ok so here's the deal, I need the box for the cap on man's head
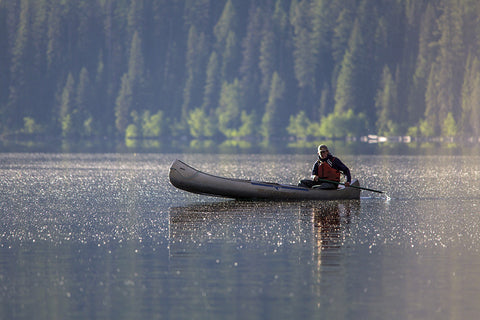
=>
[318,144,328,153]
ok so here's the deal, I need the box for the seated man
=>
[298,144,351,189]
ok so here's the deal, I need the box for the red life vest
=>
[317,158,341,182]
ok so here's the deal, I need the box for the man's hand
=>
[344,181,350,187]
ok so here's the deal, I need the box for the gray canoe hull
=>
[169,159,361,200]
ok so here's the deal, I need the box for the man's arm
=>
[311,161,319,179]
[333,158,351,183]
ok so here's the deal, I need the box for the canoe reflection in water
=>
[168,201,305,252]
[168,200,360,258]
[167,201,361,317]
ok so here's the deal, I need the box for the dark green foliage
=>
[375,65,398,136]
[1,0,480,143]
[261,72,286,142]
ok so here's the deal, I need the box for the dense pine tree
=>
[1,0,480,145]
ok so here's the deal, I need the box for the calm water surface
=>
[1,153,480,320]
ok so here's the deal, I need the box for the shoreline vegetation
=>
[2,133,480,154]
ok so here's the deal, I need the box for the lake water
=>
[1,153,479,320]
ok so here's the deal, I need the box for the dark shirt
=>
[312,154,351,183]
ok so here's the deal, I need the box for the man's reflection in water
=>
[314,202,345,251]
[301,201,360,312]
[303,201,360,270]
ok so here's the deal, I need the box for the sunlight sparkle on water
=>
[1,153,480,320]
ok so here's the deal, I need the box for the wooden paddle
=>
[315,178,384,194]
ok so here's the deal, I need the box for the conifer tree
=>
[470,73,480,137]
[334,19,363,116]
[7,0,31,130]
[202,51,220,112]
[216,79,243,138]
[59,73,75,138]
[213,0,236,48]
[290,0,315,89]
[423,64,439,136]
[259,16,275,99]
[272,0,289,71]
[115,74,132,135]
[434,0,465,130]
[239,5,263,112]
[46,0,67,77]
[261,72,286,142]
[311,0,335,86]
[213,0,239,83]
[115,31,146,135]
[408,3,437,126]
[375,65,398,135]
[460,53,480,136]
[76,68,91,115]
[331,3,355,65]
[182,25,208,119]
[221,30,239,82]
[127,0,144,43]
[76,67,93,136]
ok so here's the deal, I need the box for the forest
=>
[1,0,480,147]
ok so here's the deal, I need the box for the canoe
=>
[169,159,361,200]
